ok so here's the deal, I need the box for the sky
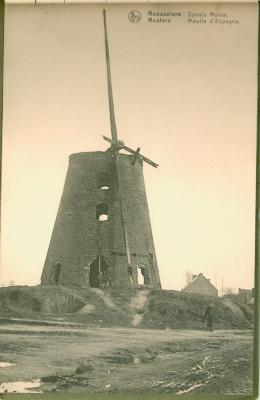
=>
[0,3,258,292]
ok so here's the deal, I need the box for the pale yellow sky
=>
[0,3,258,291]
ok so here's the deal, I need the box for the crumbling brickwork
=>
[41,151,161,289]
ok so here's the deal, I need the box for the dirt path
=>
[0,324,253,395]
[129,290,149,326]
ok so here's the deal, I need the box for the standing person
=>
[203,303,214,332]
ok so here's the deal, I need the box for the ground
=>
[0,322,254,395]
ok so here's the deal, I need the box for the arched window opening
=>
[137,264,149,285]
[96,203,109,221]
[98,172,112,190]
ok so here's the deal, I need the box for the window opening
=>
[98,172,111,190]
[96,203,109,221]
[137,264,149,285]
[99,214,108,221]
[137,267,145,285]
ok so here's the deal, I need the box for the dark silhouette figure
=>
[203,303,214,332]
[89,256,108,288]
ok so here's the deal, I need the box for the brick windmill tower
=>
[41,11,161,290]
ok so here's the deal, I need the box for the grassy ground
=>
[0,285,254,330]
[0,324,254,395]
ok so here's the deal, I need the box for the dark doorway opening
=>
[51,262,61,284]
[89,256,109,288]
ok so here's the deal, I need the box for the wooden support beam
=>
[102,135,159,168]
[131,147,141,166]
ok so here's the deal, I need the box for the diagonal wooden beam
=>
[102,135,159,168]
[122,144,158,168]
[103,10,118,142]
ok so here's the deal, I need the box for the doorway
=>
[51,262,61,284]
[137,264,149,285]
[89,256,109,288]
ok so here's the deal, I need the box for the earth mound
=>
[0,285,253,330]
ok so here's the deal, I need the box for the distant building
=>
[238,288,251,295]
[182,273,218,297]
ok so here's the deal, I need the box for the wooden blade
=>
[102,135,117,145]
[102,135,112,143]
[121,144,159,168]
[103,10,118,142]
[102,135,159,168]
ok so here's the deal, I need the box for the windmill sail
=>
[103,11,133,284]
[103,10,118,142]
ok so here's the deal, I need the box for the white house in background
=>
[182,273,218,297]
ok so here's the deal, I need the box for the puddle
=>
[0,379,42,393]
[0,362,15,368]
[105,355,151,365]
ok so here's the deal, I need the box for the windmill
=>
[41,10,161,290]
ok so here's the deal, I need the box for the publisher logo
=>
[128,10,142,23]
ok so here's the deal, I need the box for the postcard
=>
[0,2,258,396]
